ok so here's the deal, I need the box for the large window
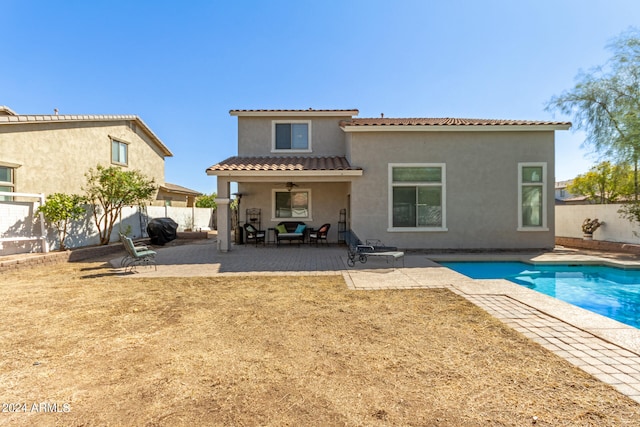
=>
[273,189,311,220]
[272,121,311,152]
[0,166,14,201]
[518,162,547,230]
[111,138,128,165]
[389,164,446,230]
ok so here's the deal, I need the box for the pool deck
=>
[102,239,640,404]
[428,251,640,404]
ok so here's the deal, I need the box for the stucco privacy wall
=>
[349,130,556,250]
[109,206,214,243]
[0,121,166,196]
[0,202,214,254]
[556,204,640,244]
[237,115,351,157]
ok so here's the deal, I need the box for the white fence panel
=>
[7,196,640,254]
[146,206,215,231]
[555,204,640,244]
[0,201,35,238]
[1,202,216,256]
[0,192,49,255]
[0,200,44,255]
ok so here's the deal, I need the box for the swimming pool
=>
[440,261,640,329]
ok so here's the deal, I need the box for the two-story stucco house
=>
[0,105,199,207]
[207,109,570,252]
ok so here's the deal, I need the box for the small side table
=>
[267,228,276,245]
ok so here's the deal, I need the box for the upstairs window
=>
[111,138,128,165]
[272,121,311,152]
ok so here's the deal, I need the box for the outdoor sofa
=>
[275,221,307,246]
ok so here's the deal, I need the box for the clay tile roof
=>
[339,117,571,127]
[206,156,360,172]
[0,111,173,156]
[160,183,202,195]
[230,108,359,114]
[229,109,359,117]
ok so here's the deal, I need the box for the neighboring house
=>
[555,180,589,205]
[157,183,202,207]
[206,109,570,251]
[0,105,197,206]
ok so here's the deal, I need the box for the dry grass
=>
[1,259,639,426]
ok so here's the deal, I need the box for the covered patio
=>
[206,156,363,252]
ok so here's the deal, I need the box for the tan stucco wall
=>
[0,121,166,197]
[348,130,556,250]
[235,181,349,243]
[237,116,350,157]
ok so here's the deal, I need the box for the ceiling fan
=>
[274,182,299,192]
[284,182,298,192]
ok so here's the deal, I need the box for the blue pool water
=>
[440,261,640,329]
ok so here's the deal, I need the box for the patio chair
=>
[309,223,330,246]
[244,223,266,246]
[345,230,404,268]
[119,233,157,272]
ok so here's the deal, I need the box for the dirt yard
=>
[1,258,639,426]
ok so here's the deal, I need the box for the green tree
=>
[546,28,640,197]
[567,161,633,204]
[195,193,217,209]
[37,193,86,250]
[84,165,156,245]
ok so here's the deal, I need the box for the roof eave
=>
[159,185,201,196]
[132,117,173,157]
[230,110,359,117]
[206,170,363,177]
[0,106,17,116]
[341,124,572,132]
[0,114,174,157]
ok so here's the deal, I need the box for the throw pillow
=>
[295,224,306,234]
[276,224,287,234]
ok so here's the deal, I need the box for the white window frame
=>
[518,162,548,231]
[111,137,129,166]
[0,165,14,190]
[271,188,313,221]
[388,163,447,232]
[271,120,312,153]
[0,164,15,201]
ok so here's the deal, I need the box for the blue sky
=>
[2,0,638,193]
